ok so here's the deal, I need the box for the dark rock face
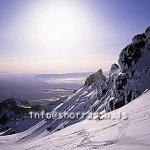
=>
[84,69,106,86]
[119,27,150,73]
[119,44,142,72]
[108,26,150,108]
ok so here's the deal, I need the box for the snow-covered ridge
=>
[0,90,150,150]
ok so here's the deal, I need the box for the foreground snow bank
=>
[0,90,150,150]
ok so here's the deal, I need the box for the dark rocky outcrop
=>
[105,26,150,111]
[84,69,106,86]
[116,26,150,103]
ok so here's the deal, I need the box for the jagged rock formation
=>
[87,26,150,112]
[84,69,106,86]
[116,26,150,103]
[104,26,150,111]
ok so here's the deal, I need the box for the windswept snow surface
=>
[0,91,150,150]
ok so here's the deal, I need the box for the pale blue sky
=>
[0,0,150,73]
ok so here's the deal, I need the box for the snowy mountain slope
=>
[0,90,150,150]
[14,82,104,140]
[0,77,105,137]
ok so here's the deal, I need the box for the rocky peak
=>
[84,69,106,86]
